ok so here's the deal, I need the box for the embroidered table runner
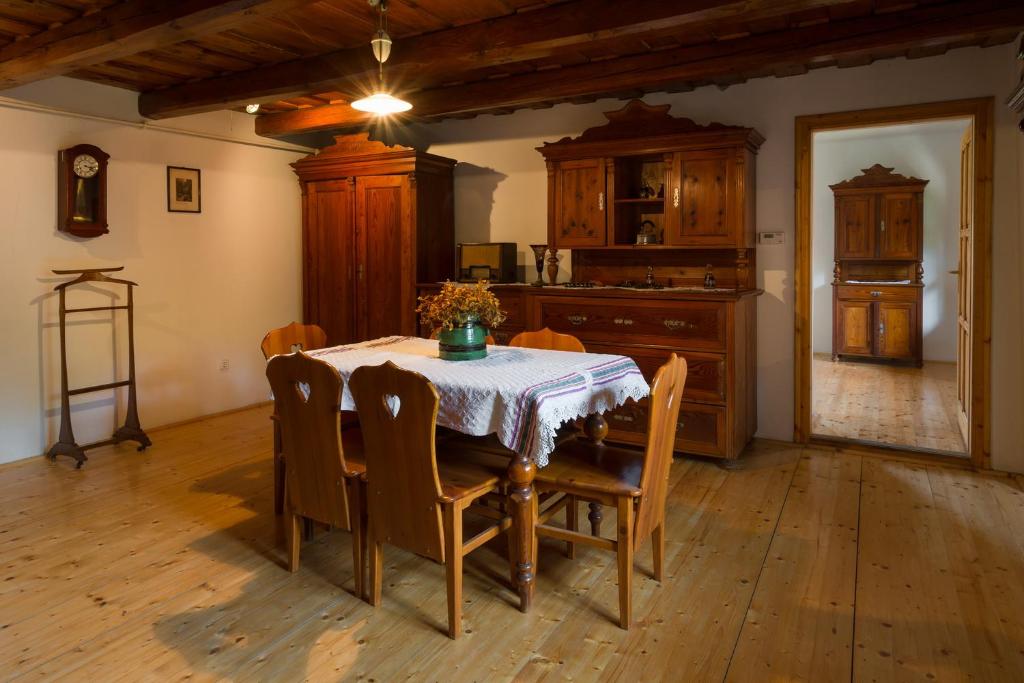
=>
[309,336,649,467]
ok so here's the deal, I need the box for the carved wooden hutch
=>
[293,133,455,346]
[830,164,927,366]
[421,101,763,461]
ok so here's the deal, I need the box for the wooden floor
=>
[3,407,1023,682]
[812,354,967,454]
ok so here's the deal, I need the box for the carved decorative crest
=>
[304,132,412,160]
[829,164,929,190]
[538,99,763,154]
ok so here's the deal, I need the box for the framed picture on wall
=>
[167,166,201,213]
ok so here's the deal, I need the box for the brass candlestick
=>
[529,244,547,286]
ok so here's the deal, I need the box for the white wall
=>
[0,80,306,464]
[411,44,1023,471]
[811,121,969,362]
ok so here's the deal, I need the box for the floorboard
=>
[726,452,861,682]
[812,355,966,454]
[1,407,1022,682]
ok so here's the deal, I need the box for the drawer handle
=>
[614,317,634,326]
[611,414,635,423]
[663,319,695,331]
[871,290,882,297]
[566,314,588,326]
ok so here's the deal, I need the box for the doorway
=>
[794,99,993,468]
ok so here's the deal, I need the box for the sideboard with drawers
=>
[417,284,760,460]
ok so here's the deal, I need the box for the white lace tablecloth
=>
[308,336,649,467]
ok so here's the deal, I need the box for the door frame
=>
[793,97,993,468]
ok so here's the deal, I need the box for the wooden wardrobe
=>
[831,164,927,366]
[292,134,456,346]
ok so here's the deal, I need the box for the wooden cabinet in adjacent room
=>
[831,165,927,366]
[833,284,922,364]
[293,134,455,346]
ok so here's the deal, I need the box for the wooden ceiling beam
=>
[254,0,1024,137]
[0,0,320,90]
[138,0,856,119]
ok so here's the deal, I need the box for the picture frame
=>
[166,166,201,213]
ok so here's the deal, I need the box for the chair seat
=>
[340,427,367,478]
[534,439,644,498]
[436,446,507,505]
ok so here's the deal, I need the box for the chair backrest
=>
[634,353,688,545]
[261,322,327,360]
[508,327,586,353]
[265,352,352,529]
[349,361,446,563]
[428,328,497,346]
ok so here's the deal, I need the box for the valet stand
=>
[46,267,151,468]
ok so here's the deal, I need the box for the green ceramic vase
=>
[437,319,489,361]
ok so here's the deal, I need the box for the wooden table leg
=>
[584,413,608,445]
[507,453,537,612]
[583,413,608,537]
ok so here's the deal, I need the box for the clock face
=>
[73,154,99,179]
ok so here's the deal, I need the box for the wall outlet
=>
[758,231,785,245]
[219,359,229,372]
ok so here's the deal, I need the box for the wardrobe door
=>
[355,175,412,340]
[303,179,357,346]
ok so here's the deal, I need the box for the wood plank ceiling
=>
[0,0,1020,138]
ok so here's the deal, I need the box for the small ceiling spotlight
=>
[245,103,261,114]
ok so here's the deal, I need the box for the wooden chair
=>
[262,322,357,516]
[508,327,585,353]
[265,352,366,597]
[349,361,511,639]
[509,327,587,446]
[428,328,497,345]
[260,321,327,359]
[533,353,687,629]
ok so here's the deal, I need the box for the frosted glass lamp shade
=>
[351,92,412,114]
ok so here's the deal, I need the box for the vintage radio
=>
[456,242,518,283]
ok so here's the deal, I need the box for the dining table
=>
[309,335,650,611]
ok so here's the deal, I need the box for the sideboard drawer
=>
[494,289,525,327]
[585,342,726,405]
[604,398,726,458]
[835,284,918,302]
[536,296,727,351]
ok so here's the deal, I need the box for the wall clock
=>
[58,144,109,238]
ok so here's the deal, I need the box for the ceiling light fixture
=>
[244,103,260,114]
[351,0,411,115]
